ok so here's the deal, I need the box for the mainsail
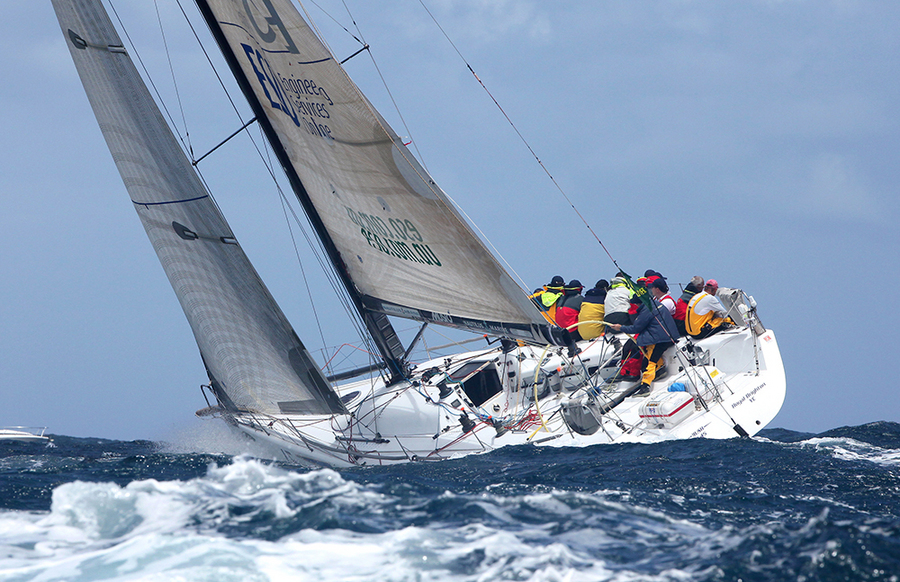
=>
[52,0,345,416]
[196,0,550,346]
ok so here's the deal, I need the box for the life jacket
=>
[659,294,676,315]
[685,292,727,336]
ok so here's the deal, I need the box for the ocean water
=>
[1,422,899,581]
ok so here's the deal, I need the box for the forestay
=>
[52,0,345,416]
[199,0,549,342]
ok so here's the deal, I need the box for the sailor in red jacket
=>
[555,280,584,341]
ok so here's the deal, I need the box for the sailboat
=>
[52,0,785,467]
[0,427,51,443]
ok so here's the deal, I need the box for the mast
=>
[194,0,408,382]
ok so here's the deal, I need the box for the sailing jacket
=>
[604,278,632,317]
[530,286,564,324]
[619,297,680,347]
[555,289,584,332]
[674,287,697,323]
[578,288,607,339]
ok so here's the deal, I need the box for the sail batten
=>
[52,0,346,416]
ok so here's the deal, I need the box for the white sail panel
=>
[203,0,547,336]
[52,0,345,416]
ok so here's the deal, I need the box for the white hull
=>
[219,320,785,467]
[0,427,50,443]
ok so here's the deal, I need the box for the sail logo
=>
[381,304,420,319]
[345,206,442,267]
[243,0,299,54]
[240,43,334,141]
[430,312,453,324]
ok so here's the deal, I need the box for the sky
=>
[2,0,899,441]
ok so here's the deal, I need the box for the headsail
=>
[52,0,345,416]
[196,0,550,345]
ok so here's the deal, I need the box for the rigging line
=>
[362,45,430,172]
[174,0,250,129]
[119,0,250,192]
[340,0,363,39]
[281,190,359,382]
[260,138,348,313]
[271,165,377,365]
[269,159,332,371]
[304,0,366,47]
[260,139,381,369]
[108,2,190,155]
[417,0,619,268]
[154,0,192,157]
[255,125,377,376]
[333,1,431,171]
[301,0,430,171]
[192,116,257,166]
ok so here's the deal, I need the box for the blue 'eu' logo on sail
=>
[243,0,299,54]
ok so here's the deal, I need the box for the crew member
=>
[608,294,680,395]
[685,279,731,338]
[604,274,632,325]
[530,275,565,325]
[649,278,676,315]
[556,280,585,341]
[674,276,703,335]
[578,280,609,340]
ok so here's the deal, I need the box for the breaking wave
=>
[1,423,899,581]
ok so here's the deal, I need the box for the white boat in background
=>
[52,0,785,467]
[0,427,50,443]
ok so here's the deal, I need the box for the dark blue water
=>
[1,422,898,581]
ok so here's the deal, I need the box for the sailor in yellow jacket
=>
[577,279,609,340]
[685,279,731,338]
[529,275,565,325]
